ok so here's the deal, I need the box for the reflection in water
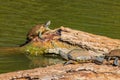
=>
[0,48,64,73]
[0,50,30,73]
[27,54,64,68]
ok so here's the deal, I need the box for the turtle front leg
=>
[106,56,112,65]
[59,50,68,60]
[32,31,44,42]
[107,57,111,61]
[38,31,42,39]
[94,56,105,65]
[64,60,77,65]
[113,57,119,66]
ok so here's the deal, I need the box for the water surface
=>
[0,49,63,73]
[0,0,120,73]
[0,50,30,73]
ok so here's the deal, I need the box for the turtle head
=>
[37,21,51,38]
[44,20,51,30]
[37,20,51,32]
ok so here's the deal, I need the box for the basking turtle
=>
[105,49,120,66]
[27,21,51,41]
[59,49,104,65]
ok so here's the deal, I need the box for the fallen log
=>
[0,63,120,80]
[58,27,120,53]
[23,26,120,55]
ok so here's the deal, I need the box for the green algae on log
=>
[23,39,79,56]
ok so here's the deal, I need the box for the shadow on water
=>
[0,47,64,74]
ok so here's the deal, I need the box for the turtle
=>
[104,49,120,66]
[59,49,104,65]
[27,20,51,41]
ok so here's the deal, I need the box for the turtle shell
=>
[107,49,120,57]
[67,49,93,61]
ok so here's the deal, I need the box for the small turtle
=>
[59,49,104,65]
[27,21,51,41]
[105,49,120,66]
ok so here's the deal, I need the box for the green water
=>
[0,0,120,73]
[0,51,30,73]
[0,49,63,73]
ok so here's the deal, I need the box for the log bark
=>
[0,63,120,80]
[58,27,120,53]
